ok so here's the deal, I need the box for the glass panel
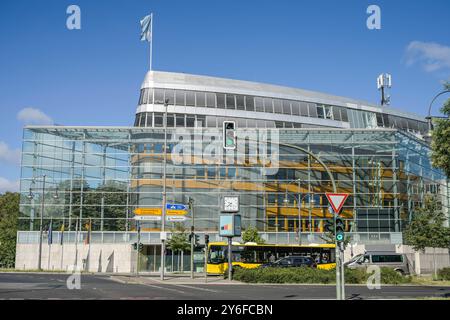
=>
[206,93,216,108]
[154,113,163,127]
[196,92,206,107]
[176,114,185,127]
[317,105,325,118]
[282,100,291,115]
[264,98,273,113]
[186,91,195,107]
[145,113,152,127]
[255,97,264,112]
[324,105,333,120]
[308,103,317,117]
[291,101,300,116]
[300,102,308,117]
[164,89,174,105]
[206,116,216,127]
[341,108,348,122]
[175,90,185,106]
[245,96,255,111]
[236,95,245,110]
[196,115,205,127]
[166,114,174,127]
[334,107,342,121]
[217,93,225,108]
[226,94,236,109]
[154,89,164,104]
[142,88,149,104]
[186,116,195,127]
[273,99,283,114]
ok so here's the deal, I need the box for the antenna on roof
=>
[377,73,392,106]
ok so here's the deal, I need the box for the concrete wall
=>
[15,243,134,273]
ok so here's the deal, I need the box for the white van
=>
[344,251,411,275]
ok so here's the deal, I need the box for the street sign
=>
[134,215,161,221]
[166,203,188,211]
[325,193,349,214]
[167,216,187,222]
[134,208,162,215]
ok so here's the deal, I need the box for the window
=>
[176,114,185,127]
[166,114,174,127]
[376,113,384,127]
[264,98,273,113]
[142,88,149,104]
[195,115,205,127]
[247,119,256,127]
[186,91,195,107]
[245,96,254,111]
[256,120,266,128]
[237,118,246,127]
[291,101,300,116]
[324,105,333,120]
[275,121,283,128]
[165,89,174,105]
[206,116,216,127]
[139,113,146,127]
[371,255,403,263]
[138,89,144,105]
[308,103,318,117]
[206,93,216,108]
[154,89,164,104]
[273,99,283,114]
[293,122,302,128]
[217,93,225,108]
[341,108,348,122]
[145,113,152,127]
[154,113,163,127]
[282,100,291,115]
[186,115,195,127]
[236,95,245,110]
[255,97,264,112]
[226,94,236,109]
[333,107,342,121]
[317,105,325,118]
[195,92,206,107]
[175,90,185,106]
[300,102,308,117]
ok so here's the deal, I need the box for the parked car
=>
[260,256,317,269]
[344,251,411,275]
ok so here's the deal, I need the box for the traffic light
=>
[132,242,137,250]
[324,218,335,234]
[335,217,345,242]
[204,234,209,245]
[223,121,236,150]
[194,234,200,247]
[138,243,144,251]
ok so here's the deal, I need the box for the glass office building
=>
[17,71,449,250]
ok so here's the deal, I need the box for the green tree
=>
[241,226,265,244]
[404,195,450,278]
[431,82,450,177]
[167,223,191,253]
[0,192,20,268]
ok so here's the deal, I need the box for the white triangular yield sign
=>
[325,193,349,214]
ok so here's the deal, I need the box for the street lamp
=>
[160,98,170,280]
[283,186,315,244]
[425,88,450,143]
[27,175,59,271]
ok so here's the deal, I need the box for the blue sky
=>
[0,0,449,192]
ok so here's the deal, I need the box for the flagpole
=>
[48,218,52,270]
[149,12,153,71]
[61,217,65,271]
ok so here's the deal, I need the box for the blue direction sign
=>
[166,203,188,211]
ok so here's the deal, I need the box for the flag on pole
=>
[60,223,65,245]
[140,14,152,42]
[48,219,53,245]
[84,218,92,245]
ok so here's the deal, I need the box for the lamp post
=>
[188,197,195,279]
[283,186,314,245]
[160,98,170,280]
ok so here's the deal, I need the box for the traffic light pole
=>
[190,227,195,279]
[334,215,341,300]
[136,220,140,276]
[228,237,232,282]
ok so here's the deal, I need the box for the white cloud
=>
[405,41,450,73]
[17,107,53,125]
[0,141,21,165]
[0,177,20,193]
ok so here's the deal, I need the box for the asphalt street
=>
[0,273,449,300]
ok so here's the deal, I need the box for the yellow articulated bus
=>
[206,242,336,274]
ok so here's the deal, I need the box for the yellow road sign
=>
[134,208,188,216]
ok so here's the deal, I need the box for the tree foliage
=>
[431,82,450,177]
[404,195,450,251]
[166,222,191,253]
[241,226,265,244]
[0,192,20,268]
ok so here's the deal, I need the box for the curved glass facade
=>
[19,127,449,244]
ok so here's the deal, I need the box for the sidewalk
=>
[111,273,243,285]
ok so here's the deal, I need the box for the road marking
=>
[169,284,220,293]
[140,283,187,295]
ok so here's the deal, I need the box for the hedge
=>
[232,267,411,284]
[437,268,450,281]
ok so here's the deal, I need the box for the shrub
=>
[437,267,450,281]
[232,266,412,284]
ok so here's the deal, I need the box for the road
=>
[0,273,449,300]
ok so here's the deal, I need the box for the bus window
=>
[208,246,226,264]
